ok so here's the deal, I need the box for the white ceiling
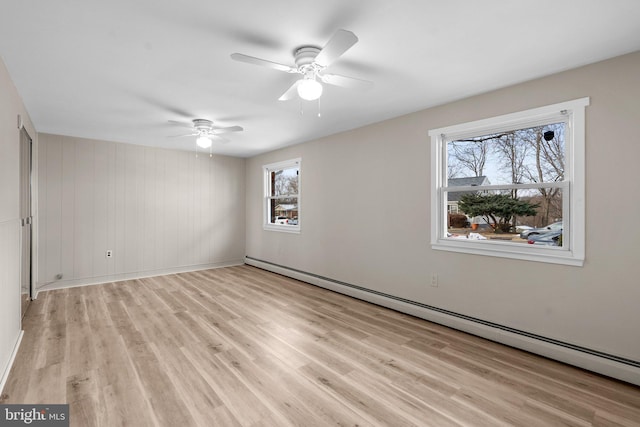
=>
[1,1,639,157]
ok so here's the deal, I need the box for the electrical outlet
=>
[430,273,438,287]
[106,250,113,258]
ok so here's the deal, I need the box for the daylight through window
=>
[430,98,588,265]
[263,158,301,232]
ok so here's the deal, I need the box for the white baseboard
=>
[34,259,244,297]
[0,330,24,396]
[245,256,640,387]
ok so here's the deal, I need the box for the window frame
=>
[429,98,589,266]
[263,158,301,233]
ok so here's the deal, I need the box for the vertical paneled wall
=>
[37,134,245,290]
[0,57,36,390]
[0,66,22,385]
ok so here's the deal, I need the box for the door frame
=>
[19,126,33,318]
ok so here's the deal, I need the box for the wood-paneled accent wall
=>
[37,134,245,290]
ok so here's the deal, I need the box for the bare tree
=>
[447,158,464,179]
[273,171,298,196]
[494,132,530,194]
[492,131,530,227]
[448,139,490,177]
[523,124,565,225]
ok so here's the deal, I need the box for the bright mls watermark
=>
[0,405,68,426]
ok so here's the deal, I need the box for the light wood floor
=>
[2,265,639,426]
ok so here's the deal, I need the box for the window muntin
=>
[430,98,588,265]
[263,158,301,232]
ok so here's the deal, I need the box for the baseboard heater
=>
[245,256,640,386]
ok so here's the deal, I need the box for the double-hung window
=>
[263,158,301,233]
[429,98,589,266]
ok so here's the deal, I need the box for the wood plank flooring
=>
[2,265,639,426]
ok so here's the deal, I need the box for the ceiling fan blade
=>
[211,125,243,135]
[212,135,230,144]
[231,53,297,73]
[167,120,194,129]
[278,80,301,101]
[320,73,373,90]
[168,132,197,138]
[314,29,359,67]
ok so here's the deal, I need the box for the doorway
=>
[19,126,33,319]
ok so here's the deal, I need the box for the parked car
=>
[288,218,298,225]
[519,221,563,239]
[527,230,562,246]
[515,225,533,233]
[274,216,288,225]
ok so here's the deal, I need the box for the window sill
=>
[263,224,301,234]
[432,239,584,266]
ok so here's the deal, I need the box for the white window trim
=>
[263,158,301,233]
[429,98,589,266]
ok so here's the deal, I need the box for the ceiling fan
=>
[168,119,243,148]
[231,29,373,101]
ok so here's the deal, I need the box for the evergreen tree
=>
[459,193,539,233]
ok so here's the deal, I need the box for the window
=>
[263,158,301,233]
[429,98,589,266]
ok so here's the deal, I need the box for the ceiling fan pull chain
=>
[317,97,321,118]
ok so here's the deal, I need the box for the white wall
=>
[37,134,245,290]
[0,57,36,391]
[246,52,640,381]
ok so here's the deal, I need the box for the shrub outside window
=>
[263,158,301,233]
[429,98,589,266]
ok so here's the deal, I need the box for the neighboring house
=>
[447,176,491,214]
[275,204,298,219]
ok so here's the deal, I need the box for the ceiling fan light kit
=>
[196,135,212,149]
[297,78,323,101]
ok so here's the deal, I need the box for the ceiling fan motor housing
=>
[294,46,321,69]
[193,119,214,134]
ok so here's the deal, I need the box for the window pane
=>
[264,158,301,231]
[447,122,565,186]
[269,198,298,225]
[446,188,564,245]
[270,166,299,197]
